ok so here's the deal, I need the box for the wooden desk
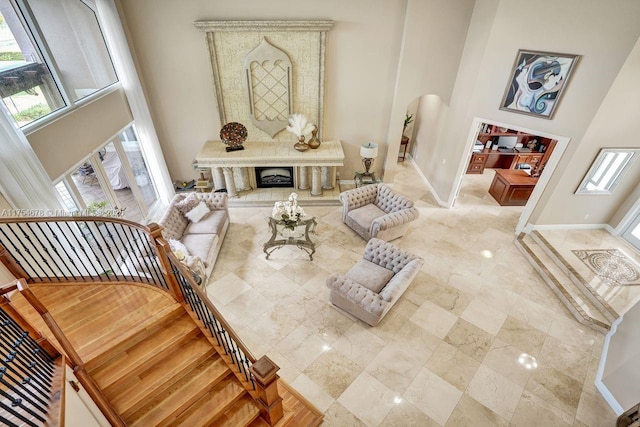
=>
[489,169,538,206]
[466,149,543,174]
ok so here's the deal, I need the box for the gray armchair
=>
[339,184,419,241]
[326,238,423,326]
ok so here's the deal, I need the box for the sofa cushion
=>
[185,201,210,223]
[181,233,218,267]
[346,259,394,294]
[347,203,386,233]
[185,210,227,235]
[175,192,200,215]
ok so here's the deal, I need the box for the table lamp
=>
[360,142,378,174]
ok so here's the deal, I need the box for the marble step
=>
[515,233,610,333]
[530,230,619,322]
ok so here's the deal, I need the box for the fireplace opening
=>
[255,166,294,188]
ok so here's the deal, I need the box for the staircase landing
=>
[516,229,640,332]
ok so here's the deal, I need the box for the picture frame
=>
[500,49,580,119]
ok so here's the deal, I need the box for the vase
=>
[308,128,321,149]
[294,135,309,152]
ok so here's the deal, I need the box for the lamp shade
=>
[360,142,378,159]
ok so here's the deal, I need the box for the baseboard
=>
[595,315,625,415]
[531,223,608,231]
[407,158,449,207]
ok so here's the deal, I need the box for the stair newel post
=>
[0,242,30,280]
[146,223,184,303]
[249,356,284,425]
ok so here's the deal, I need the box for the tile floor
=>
[206,163,620,426]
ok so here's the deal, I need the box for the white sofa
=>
[158,192,229,283]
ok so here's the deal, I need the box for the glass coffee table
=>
[263,216,317,260]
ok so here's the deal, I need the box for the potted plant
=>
[403,114,414,136]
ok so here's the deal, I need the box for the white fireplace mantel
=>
[194,140,344,196]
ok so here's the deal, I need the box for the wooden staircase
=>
[12,284,264,426]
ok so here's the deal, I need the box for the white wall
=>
[537,36,640,226]
[26,88,133,180]
[418,0,640,226]
[117,0,474,182]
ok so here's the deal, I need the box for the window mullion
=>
[13,0,72,108]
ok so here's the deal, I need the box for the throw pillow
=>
[175,192,200,215]
[185,201,210,223]
[168,238,190,260]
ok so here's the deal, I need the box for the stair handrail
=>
[0,216,169,289]
[15,278,126,427]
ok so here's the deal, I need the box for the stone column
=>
[237,167,251,191]
[222,167,237,197]
[298,166,310,190]
[321,166,335,190]
[212,167,225,191]
[311,166,323,196]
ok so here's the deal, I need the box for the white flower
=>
[286,114,314,138]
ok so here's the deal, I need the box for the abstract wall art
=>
[500,50,580,119]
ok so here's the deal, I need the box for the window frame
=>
[2,0,120,132]
[575,148,640,195]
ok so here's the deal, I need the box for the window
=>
[55,124,160,224]
[0,0,117,127]
[576,149,640,195]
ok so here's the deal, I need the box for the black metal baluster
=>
[0,317,54,368]
[14,224,54,281]
[0,369,49,409]
[37,222,72,280]
[0,341,51,387]
[93,222,120,282]
[23,222,62,280]
[0,225,39,281]
[64,222,104,280]
[57,222,86,280]
[0,400,39,427]
[82,221,114,280]
[0,387,46,424]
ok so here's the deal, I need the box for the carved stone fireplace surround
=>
[194,140,344,197]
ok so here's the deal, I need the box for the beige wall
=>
[118,0,475,182]
[538,36,640,226]
[417,0,640,226]
[27,88,133,180]
[381,0,475,182]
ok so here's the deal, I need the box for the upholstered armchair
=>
[339,184,419,241]
[326,238,423,326]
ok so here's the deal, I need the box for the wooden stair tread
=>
[108,335,216,418]
[209,394,261,427]
[80,303,183,368]
[89,313,200,389]
[128,356,232,426]
[44,285,141,329]
[165,376,248,427]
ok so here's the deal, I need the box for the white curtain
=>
[0,105,61,210]
[95,0,174,204]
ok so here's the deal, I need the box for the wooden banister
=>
[0,242,28,280]
[147,223,184,304]
[15,279,126,426]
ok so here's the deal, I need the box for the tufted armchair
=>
[339,184,419,241]
[326,238,423,326]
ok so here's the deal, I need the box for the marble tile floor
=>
[205,163,621,426]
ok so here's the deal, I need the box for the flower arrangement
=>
[286,114,315,139]
[272,192,306,231]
